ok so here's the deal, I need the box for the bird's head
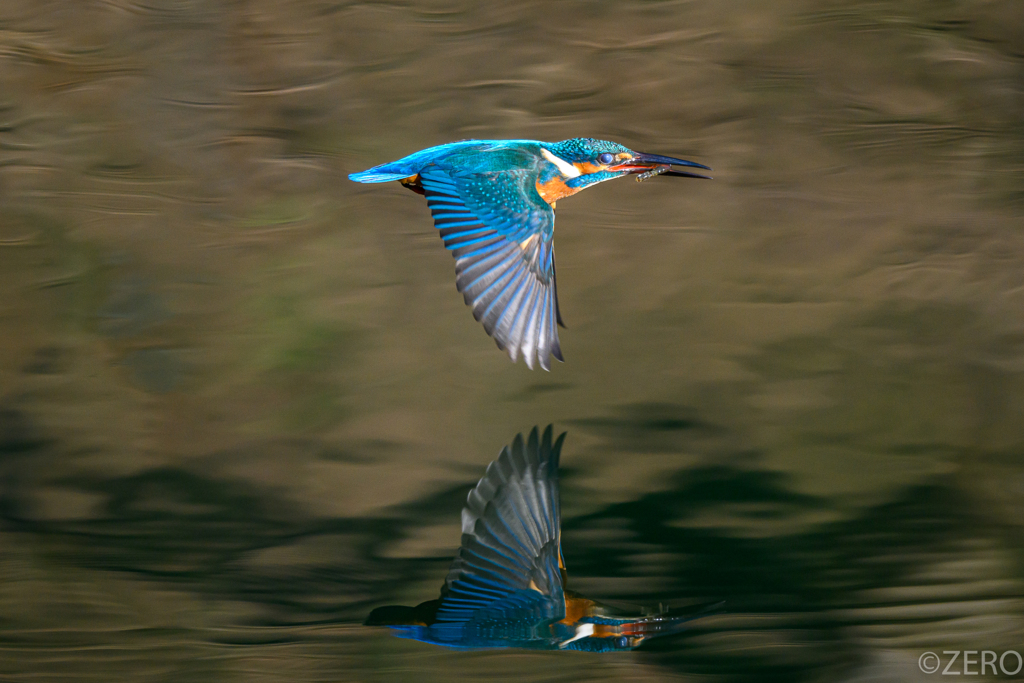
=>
[540,138,711,191]
[560,605,721,652]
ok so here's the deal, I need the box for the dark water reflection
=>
[1,0,1023,681]
[3,407,1022,680]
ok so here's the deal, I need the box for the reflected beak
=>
[624,600,726,646]
[610,152,712,179]
[620,614,694,642]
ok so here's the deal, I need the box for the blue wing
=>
[419,168,564,371]
[424,426,567,646]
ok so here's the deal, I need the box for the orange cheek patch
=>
[536,176,582,204]
[575,161,604,174]
[591,624,622,638]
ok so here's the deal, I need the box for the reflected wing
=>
[433,426,567,632]
[419,168,564,370]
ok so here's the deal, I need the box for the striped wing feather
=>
[419,169,563,370]
[434,426,567,627]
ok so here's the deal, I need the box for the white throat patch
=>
[559,622,595,648]
[540,148,581,178]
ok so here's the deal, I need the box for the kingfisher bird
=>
[349,139,710,370]
[365,426,716,651]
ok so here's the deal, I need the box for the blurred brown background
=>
[1,1,1022,681]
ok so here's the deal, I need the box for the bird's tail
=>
[364,599,442,626]
[349,165,415,183]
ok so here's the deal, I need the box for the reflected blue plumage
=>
[350,138,710,370]
[364,426,720,651]
[413,427,566,647]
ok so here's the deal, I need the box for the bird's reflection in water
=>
[365,426,720,651]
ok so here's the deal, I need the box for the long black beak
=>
[613,152,712,179]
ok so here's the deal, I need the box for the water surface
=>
[1,1,1022,681]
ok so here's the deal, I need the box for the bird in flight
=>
[350,139,710,370]
[365,426,717,651]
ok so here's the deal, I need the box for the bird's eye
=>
[598,153,615,165]
[616,636,630,648]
